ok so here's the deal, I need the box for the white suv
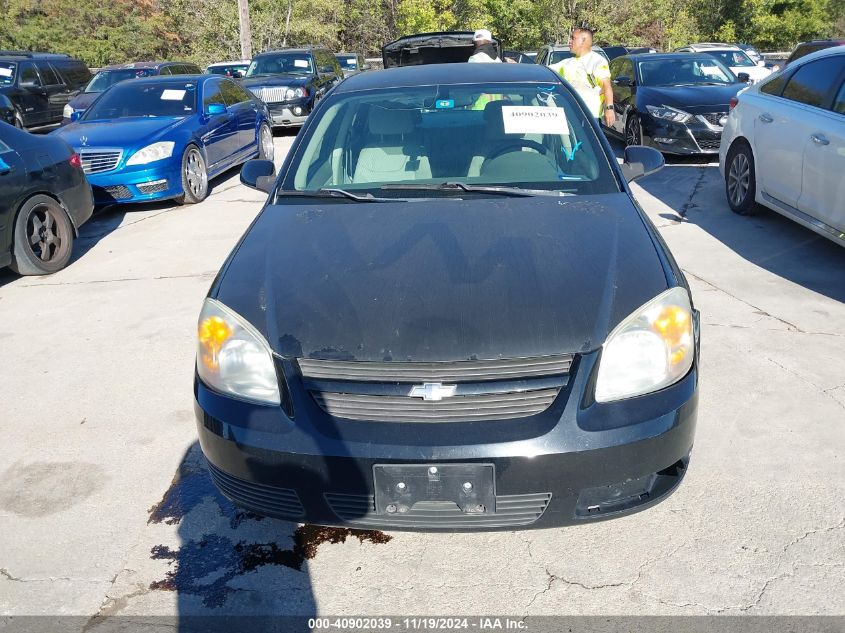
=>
[719,46,845,246]
[674,43,771,83]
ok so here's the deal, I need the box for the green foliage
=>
[0,0,838,67]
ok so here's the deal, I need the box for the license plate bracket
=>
[373,464,495,515]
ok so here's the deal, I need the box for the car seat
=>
[353,106,431,183]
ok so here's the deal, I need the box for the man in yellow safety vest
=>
[551,26,615,128]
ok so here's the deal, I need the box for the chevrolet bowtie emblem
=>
[409,383,457,401]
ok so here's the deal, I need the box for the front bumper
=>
[267,101,310,127]
[86,155,184,205]
[195,348,699,531]
[641,114,724,155]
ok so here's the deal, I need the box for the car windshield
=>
[707,50,756,67]
[0,62,15,86]
[283,82,619,198]
[638,58,736,85]
[85,68,158,93]
[247,54,313,76]
[548,51,574,64]
[338,56,358,69]
[209,64,249,76]
[83,81,197,120]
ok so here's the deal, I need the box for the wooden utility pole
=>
[238,0,253,60]
[283,0,293,47]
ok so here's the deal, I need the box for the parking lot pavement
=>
[0,139,843,620]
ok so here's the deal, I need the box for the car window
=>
[36,62,60,86]
[159,66,172,75]
[707,50,755,68]
[760,71,789,96]
[617,59,634,81]
[86,68,158,93]
[285,82,619,196]
[638,58,735,86]
[55,61,91,89]
[782,56,845,108]
[84,81,198,119]
[185,64,201,74]
[19,62,41,86]
[247,53,314,76]
[0,62,15,86]
[833,79,845,115]
[203,78,225,108]
[549,51,574,65]
[220,78,250,105]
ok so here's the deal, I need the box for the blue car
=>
[52,75,274,205]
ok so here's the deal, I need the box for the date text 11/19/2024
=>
[308,617,528,630]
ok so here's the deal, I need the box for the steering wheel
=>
[486,139,550,162]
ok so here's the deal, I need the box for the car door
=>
[750,58,842,208]
[796,58,845,233]
[200,77,238,170]
[0,137,27,257]
[16,62,49,127]
[610,57,635,135]
[220,78,257,153]
[37,62,70,124]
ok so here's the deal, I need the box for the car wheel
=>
[176,145,208,204]
[625,114,642,146]
[726,142,759,216]
[258,123,274,161]
[10,195,75,275]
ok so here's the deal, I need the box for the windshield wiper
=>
[277,188,395,202]
[381,182,568,197]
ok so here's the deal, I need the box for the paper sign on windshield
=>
[502,106,569,135]
[0,68,12,77]
[294,59,309,68]
[161,89,186,101]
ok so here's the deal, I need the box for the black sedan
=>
[0,121,93,274]
[606,53,747,154]
[195,63,700,531]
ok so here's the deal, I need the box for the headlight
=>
[645,105,692,123]
[63,104,74,118]
[285,87,306,100]
[126,141,175,166]
[196,298,280,405]
[595,287,695,403]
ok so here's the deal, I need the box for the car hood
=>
[637,84,743,113]
[67,92,100,111]
[240,75,312,88]
[52,117,185,149]
[213,194,670,362]
[382,31,501,68]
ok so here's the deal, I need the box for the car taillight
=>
[69,153,82,169]
[729,97,738,111]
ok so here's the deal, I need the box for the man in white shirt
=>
[468,30,502,63]
[550,27,615,127]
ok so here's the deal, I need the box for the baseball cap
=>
[473,29,493,43]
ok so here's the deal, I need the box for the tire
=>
[725,141,759,216]
[625,114,642,147]
[175,145,208,205]
[10,195,75,275]
[257,123,274,161]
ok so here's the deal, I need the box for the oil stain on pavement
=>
[147,444,391,608]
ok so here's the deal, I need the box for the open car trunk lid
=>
[382,31,501,68]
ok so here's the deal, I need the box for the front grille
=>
[249,86,289,103]
[300,355,573,423]
[696,138,721,151]
[207,462,305,519]
[325,492,552,528]
[698,112,728,127]
[95,185,132,200]
[137,180,168,194]
[78,148,122,174]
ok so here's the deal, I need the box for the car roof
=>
[543,45,604,51]
[103,74,210,85]
[626,52,725,62]
[334,62,561,93]
[0,51,71,60]
[787,44,845,64]
[97,61,196,71]
[683,43,742,51]
[207,60,250,66]
[255,48,321,57]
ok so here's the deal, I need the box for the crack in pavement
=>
[16,271,217,288]
[704,322,845,338]
[681,166,709,216]
[766,357,845,411]
[683,268,805,333]
[1,567,104,584]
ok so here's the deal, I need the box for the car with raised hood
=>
[606,52,747,155]
[674,43,771,84]
[720,46,845,246]
[52,74,273,206]
[382,32,502,67]
[62,61,203,125]
[0,121,93,274]
[0,51,91,130]
[241,47,342,129]
[194,62,700,531]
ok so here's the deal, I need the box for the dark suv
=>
[240,47,342,128]
[63,61,203,124]
[0,52,91,130]
[786,39,845,65]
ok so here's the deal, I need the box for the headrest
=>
[369,106,418,135]
[482,99,512,139]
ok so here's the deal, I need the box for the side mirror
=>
[621,145,664,183]
[206,103,227,115]
[737,72,751,83]
[241,159,276,193]
[613,76,632,86]
[70,110,82,122]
